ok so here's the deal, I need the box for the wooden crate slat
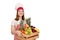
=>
[22,32,39,38]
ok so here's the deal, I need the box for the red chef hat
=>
[17,7,24,11]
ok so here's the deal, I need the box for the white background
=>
[0,0,60,40]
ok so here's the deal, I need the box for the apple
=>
[24,24,29,29]
[32,28,36,33]
[21,30,25,34]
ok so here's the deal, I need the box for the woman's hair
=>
[15,10,25,21]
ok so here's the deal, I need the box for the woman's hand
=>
[15,30,22,36]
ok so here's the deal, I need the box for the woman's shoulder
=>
[12,19,17,22]
[11,19,17,25]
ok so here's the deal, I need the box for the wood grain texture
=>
[16,32,39,40]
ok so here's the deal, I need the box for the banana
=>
[34,28,39,32]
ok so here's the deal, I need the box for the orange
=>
[21,30,25,34]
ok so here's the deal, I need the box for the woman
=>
[11,5,26,40]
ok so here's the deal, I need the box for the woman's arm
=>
[11,25,22,36]
[11,25,15,35]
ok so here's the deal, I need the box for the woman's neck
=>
[19,17,22,20]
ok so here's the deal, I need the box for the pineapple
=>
[26,18,31,27]
[19,20,24,31]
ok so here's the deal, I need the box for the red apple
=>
[32,28,36,33]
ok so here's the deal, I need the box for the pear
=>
[25,27,32,35]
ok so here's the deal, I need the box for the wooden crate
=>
[16,32,39,40]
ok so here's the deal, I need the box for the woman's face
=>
[18,9,24,17]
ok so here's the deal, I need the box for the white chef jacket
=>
[11,19,26,27]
